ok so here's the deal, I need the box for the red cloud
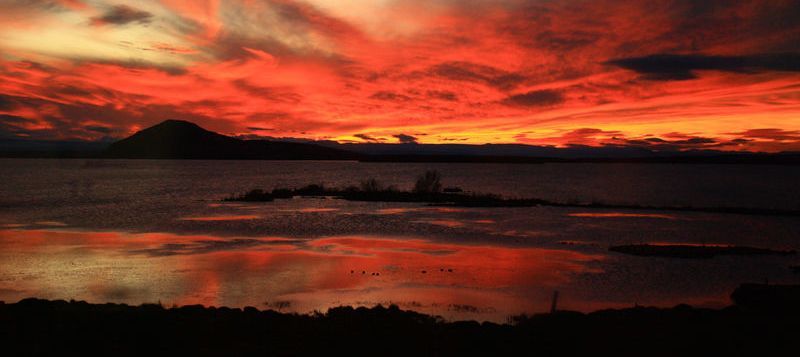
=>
[0,0,799,151]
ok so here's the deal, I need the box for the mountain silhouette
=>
[104,120,359,160]
[7,119,796,163]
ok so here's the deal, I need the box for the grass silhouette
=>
[2,283,799,356]
[224,171,800,217]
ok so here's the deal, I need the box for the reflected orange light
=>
[0,229,601,321]
[568,213,677,220]
[179,215,262,221]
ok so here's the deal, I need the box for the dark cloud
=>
[0,0,76,13]
[729,128,800,141]
[232,79,303,103]
[245,112,294,121]
[534,30,601,51]
[565,128,621,138]
[369,91,412,102]
[426,61,526,90]
[502,90,564,107]
[71,58,188,75]
[617,136,721,151]
[265,0,362,39]
[607,53,800,80]
[426,90,458,101]
[0,95,17,110]
[52,85,93,97]
[90,5,153,26]
[522,128,752,152]
[205,1,358,67]
[660,1,800,54]
[247,126,275,132]
[85,126,112,134]
[210,31,295,61]
[602,132,782,152]
[0,114,33,138]
[354,133,381,142]
[720,128,800,151]
[207,29,355,72]
[393,133,418,144]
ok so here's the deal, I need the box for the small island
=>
[224,170,800,217]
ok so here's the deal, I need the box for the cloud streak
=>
[90,5,153,26]
[393,134,418,144]
[0,0,798,152]
[608,53,800,80]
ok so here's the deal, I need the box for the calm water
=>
[1,159,799,321]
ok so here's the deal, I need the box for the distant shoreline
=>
[3,151,800,164]
[224,184,800,217]
[4,120,800,164]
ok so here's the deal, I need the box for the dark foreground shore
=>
[2,285,799,356]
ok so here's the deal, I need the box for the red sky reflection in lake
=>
[0,229,601,321]
[568,212,677,220]
[179,215,262,221]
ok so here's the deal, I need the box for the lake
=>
[1,159,799,321]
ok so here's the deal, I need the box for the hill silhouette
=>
[104,120,360,160]
[4,119,796,163]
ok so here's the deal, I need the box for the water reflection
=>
[0,229,600,321]
[411,219,465,228]
[568,212,677,219]
[33,221,69,226]
[376,208,417,215]
[179,215,262,221]
[294,208,340,213]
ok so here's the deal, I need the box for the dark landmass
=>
[0,150,103,159]
[316,140,800,163]
[361,152,800,165]
[0,138,109,159]
[103,120,359,160]
[225,183,800,217]
[3,119,799,163]
[2,284,798,356]
[0,138,109,153]
[609,244,797,258]
[360,154,548,163]
[731,283,800,310]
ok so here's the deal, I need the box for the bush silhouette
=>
[413,170,442,194]
[360,178,384,192]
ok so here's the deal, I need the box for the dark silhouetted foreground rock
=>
[731,283,800,311]
[1,288,799,356]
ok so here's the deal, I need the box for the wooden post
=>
[550,290,559,313]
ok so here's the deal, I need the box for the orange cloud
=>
[0,0,799,151]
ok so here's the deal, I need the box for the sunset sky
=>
[1,0,799,151]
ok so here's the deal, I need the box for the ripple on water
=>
[178,215,262,221]
[0,229,601,322]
